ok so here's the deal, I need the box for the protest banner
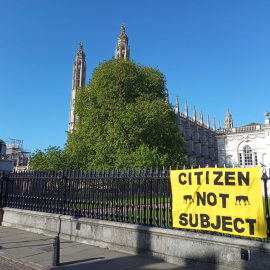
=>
[170,167,266,238]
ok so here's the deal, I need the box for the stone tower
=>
[115,24,130,60]
[69,42,86,132]
[224,108,233,129]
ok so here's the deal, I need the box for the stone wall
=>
[1,207,270,270]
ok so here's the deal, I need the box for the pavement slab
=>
[0,226,192,270]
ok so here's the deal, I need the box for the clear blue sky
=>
[1,0,269,153]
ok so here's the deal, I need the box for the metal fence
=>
[0,168,172,227]
[0,167,270,241]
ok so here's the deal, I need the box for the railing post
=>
[1,173,9,208]
[0,173,4,208]
[142,167,147,226]
[136,168,141,224]
[131,168,135,224]
[0,173,4,225]
[262,170,270,239]
[62,175,67,215]
[125,168,130,223]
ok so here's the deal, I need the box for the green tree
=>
[66,58,186,169]
[29,146,68,171]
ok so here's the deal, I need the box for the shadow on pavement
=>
[59,256,105,266]
[50,254,187,270]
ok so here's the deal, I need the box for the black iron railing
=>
[0,167,270,241]
[0,168,172,227]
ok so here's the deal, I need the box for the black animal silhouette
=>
[235,195,250,205]
[183,195,194,204]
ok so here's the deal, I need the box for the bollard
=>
[262,171,270,238]
[52,235,60,266]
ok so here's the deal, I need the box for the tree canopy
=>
[66,58,186,170]
[29,146,68,171]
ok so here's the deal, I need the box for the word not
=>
[195,192,229,208]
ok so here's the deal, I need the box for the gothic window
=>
[238,144,260,167]
[254,152,258,166]
[243,146,253,166]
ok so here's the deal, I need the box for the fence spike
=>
[162,167,166,176]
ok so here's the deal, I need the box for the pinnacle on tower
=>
[185,101,188,117]
[193,106,196,121]
[115,24,130,60]
[213,118,216,131]
[265,110,270,125]
[69,42,86,133]
[224,108,233,129]
[198,110,203,125]
[165,89,169,104]
[218,121,221,130]
[175,95,179,114]
[207,114,210,128]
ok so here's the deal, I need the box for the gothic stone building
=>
[69,24,270,170]
[173,96,218,167]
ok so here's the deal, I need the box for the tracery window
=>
[254,152,258,166]
[244,146,253,166]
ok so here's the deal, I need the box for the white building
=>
[216,110,270,197]
[216,109,270,170]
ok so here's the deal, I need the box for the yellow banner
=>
[170,167,266,238]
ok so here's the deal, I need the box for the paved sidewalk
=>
[0,226,191,270]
